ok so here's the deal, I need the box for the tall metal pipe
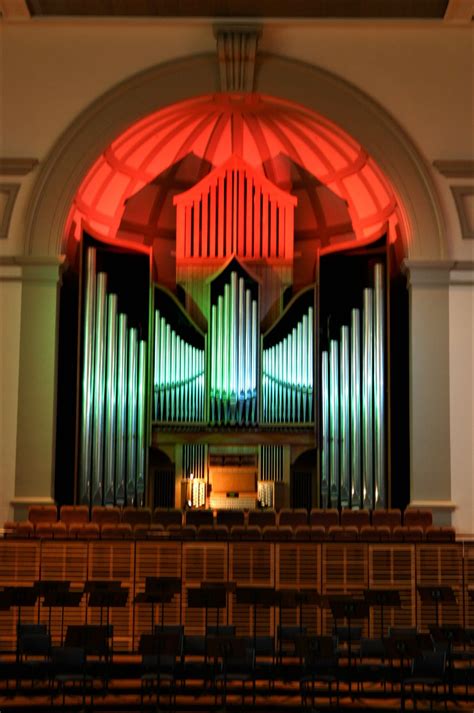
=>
[104,293,117,505]
[137,339,147,505]
[329,339,339,507]
[230,272,238,423]
[321,350,329,508]
[79,247,96,504]
[126,328,138,504]
[159,317,166,420]
[153,310,160,419]
[362,288,374,508]
[374,264,386,507]
[340,325,350,508]
[238,277,245,423]
[308,306,314,422]
[115,314,128,504]
[350,308,362,508]
[251,298,258,424]
[91,272,107,505]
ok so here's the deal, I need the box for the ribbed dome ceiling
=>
[69,93,400,254]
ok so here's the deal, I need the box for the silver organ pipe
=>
[320,263,386,509]
[350,308,361,507]
[136,339,147,506]
[79,247,149,507]
[152,314,205,423]
[183,444,206,507]
[374,264,385,508]
[262,305,314,424]
[329,339,339,507]
[79,247,96,504]
[258,445,284,508]
[321,350,329,508]
[104,293,117,505]
[210,270,258,426]
[91,272,107,505]
[340,325,350,508]
[115,314,128,504]
[126,328,138,504]
[362,288,374,508]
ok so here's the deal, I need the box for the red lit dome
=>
[69,93,400,262]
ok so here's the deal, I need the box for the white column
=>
[403,260,456,526]
[0,261,23,523]
[11,257,64,521]
[449,267,474,536]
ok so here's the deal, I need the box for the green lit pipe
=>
[79,247,96,504]
[154,310,160,419]
[329,339,339,507]
[321,350,329,507]
[104,292,117,505]
[115,313,128,504]
[126,328,138,504]
[92,272,107,505]
[308,306,314,421]
[159,317,166,419]
[251,299,258,424]
[363,288,374,508]
[302,314,308,422]
[137,339,147,503]
[340,325,350,508]
[351,308,361,507]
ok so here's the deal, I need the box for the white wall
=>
[450,272,474,535]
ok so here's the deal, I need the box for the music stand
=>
[329,595,368,691]
[274,589,301,663]
[417,586,456,627]
[386,629,418,684]
[297,589,321,634]
[35,580,70,632]
[364,589,401,639]
[235,586,274,648]
[134,577,181,633]
[0,587,38,662]
[42,589,83,645]
[88,586,128,657]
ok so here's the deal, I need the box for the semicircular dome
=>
[68,92,401,260]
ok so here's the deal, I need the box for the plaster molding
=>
[450,186,474,239]
[433,160,474,178]
[0,255,66,282]
[10,496,56,506]
[409,499,457,511]
[214,25,262,92]
[0,183,20,239]
[25,53,445,262]
[402,259,454,287]
[0,158,39,175]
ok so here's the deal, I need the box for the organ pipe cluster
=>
[79,247,147,506]
[153,311,205,422]
[210,271,258,425]
[262,307,314,423]
[321,263,385,509]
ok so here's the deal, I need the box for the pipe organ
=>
[79,245,148,507]
[320,262,386,509]
[75,156,390,512]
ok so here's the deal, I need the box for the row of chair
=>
[3,505,455,542]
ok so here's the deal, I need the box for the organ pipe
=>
[115,314,128,504]
[152,311,205,423]
[79,246,149,507]
[126,329,138,504]
[104,293,117,505]
[79,247,96,504]
[209,270,258,426]
[340,326,350,508]
[321,351,329,508]
[374,264,385,508]
[350,308,361,508]
[362,288,374,509]
[136,339,147,506]
[262,305,314,424]
[329,339,339,507]
[91,272,107,505]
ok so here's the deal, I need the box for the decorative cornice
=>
[402,259,474,286]
[0,183,20,238]
[433,160,474,178]
[214,25,262,92]
[410,500,457,511]
[0,255,66,282]
[0,158,39,176]
[450,185,474,239]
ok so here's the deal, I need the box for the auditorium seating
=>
[2,506,457,543]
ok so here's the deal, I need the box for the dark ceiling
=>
[25,0,449,19]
